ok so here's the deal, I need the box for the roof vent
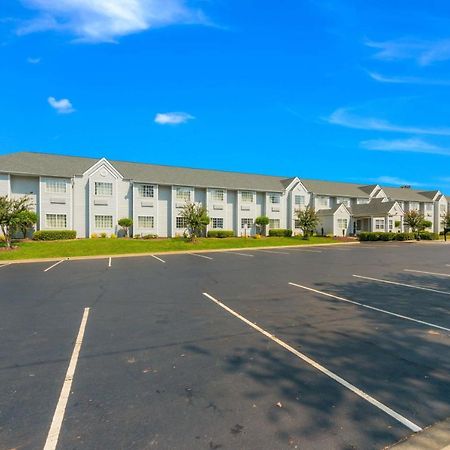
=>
[400,185,411,189]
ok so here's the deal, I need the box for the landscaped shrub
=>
[33,230,76,241]
[100,232,107,238]
[358,232,415,241]
[268,229,293,237]
[419,231,439,240]
[110,233,117,239]
[142,234,158,239]
[91,233,98,239]
[207,230,235,238]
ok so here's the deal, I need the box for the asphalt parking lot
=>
[1,242,449,450]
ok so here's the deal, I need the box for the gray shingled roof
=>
[301,179,371,198]
[317,204,350,215]
[382,187,432,202]
[350,199,399,217]
[0,152,288,192]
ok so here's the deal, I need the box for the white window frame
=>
[241,191,254,203]
[294,195,305,206]
[95,215,113,229]
[317,196,329,207]
[357,198,369,204]
[211,189,225,202]
[337,218,348,229]
[94,182,113,197]
[138,216,154,229]
[269,193,281,204]
[409,202,420,211]
[336,197,351,207]
[176,216,188,229]
[375,219,385,230]
[211,218,224,229]
[138,184,154,198]
[46,179,66,194]
[241,218,253,229]
[269,218,280,229]
[46,213,67,229]
[176,187,191,202]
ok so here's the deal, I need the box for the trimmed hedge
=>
[418,231,439,240]
[33,230,77,241]
[359,232,415,241]
[268,229,293,237]
[207,230,235,238]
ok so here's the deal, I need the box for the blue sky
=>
[1,1,450,191]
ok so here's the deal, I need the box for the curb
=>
[0,241,361,265]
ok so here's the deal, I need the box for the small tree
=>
[295,206,320,239]
[420,219,432,231]
[403,210,425,236]
[255,215,269,236]
[118,218,133,237]
[180,202,210,242]
[442,211,450,229]
[0,196,31,249]
[17,210,38,239]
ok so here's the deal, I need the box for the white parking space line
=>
[224,252,254,257]
[202,292,422,433]
[108,257,112,268]
[353,274,450,296]
[404,269,450,278]
[151,255,166,263]
[188,253,214,260]
[259,250,290,255]
[43,307,90,450]
[291,248,323,253]
[289,282,450,332]
[0,263,11,270]
[44,260,65,272]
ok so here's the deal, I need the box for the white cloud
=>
[365,38,450,66]
[366,71,450,86]
[48,96,75,114]
[372,176,425,187]
[360,138,450,156]
[18,0,207,43]
[27,57,41,64]
[328,107,450,136]
[154,112,194,125]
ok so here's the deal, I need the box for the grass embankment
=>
[0,236,338,261]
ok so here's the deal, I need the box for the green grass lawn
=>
[0,236,340,261]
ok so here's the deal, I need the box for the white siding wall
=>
[0,174,10,197]
[158,185,171,237]
[206,188,228,232]
[237,190,257,236]
[10,175,39,213]
[73,176,89,238]
[39,177,72,231]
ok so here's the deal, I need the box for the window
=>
[269,193,280,204]
[337,197,351,207]
[389,220,393,230]
[211,218,224,229]
[409,202,420,211]
[337,218,348,229]
[357,198,369,204]
[295,220,301,229]
[211,189,225,202]
[241,191,254,203]
[95,215,113,229]
[425,203,433,212]
[176,187,191,202]
[46,179,66,193]
[241,218,253,229]
[269,219,280,229]
[317,196,329,207]
[46,214,67,229]
[375,219,384,230]
[176,216,188,229]
[95,182,112,196]
[138,185,154,198]
[138,216,154,229]
[295,195,305,206]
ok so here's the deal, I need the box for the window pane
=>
[269,219,280,228]
[295,195,305,206]
[241,218,253,228]
[176,188,191,201]
[95,215,113,229]
[46,179,66,193]
[241,191,254,203]
[269,194,280,204]
[176,216,188,228]
[95,182,113,196]
[211,218,224,229]
[138,185,154,198]
[212,189,225,202]
[138,216,154,228]
[46,214,67,229]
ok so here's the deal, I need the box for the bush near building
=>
[359,231,439,241]
[33,230,77,241]
[268,229,293,237]
[207,230,235,238]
